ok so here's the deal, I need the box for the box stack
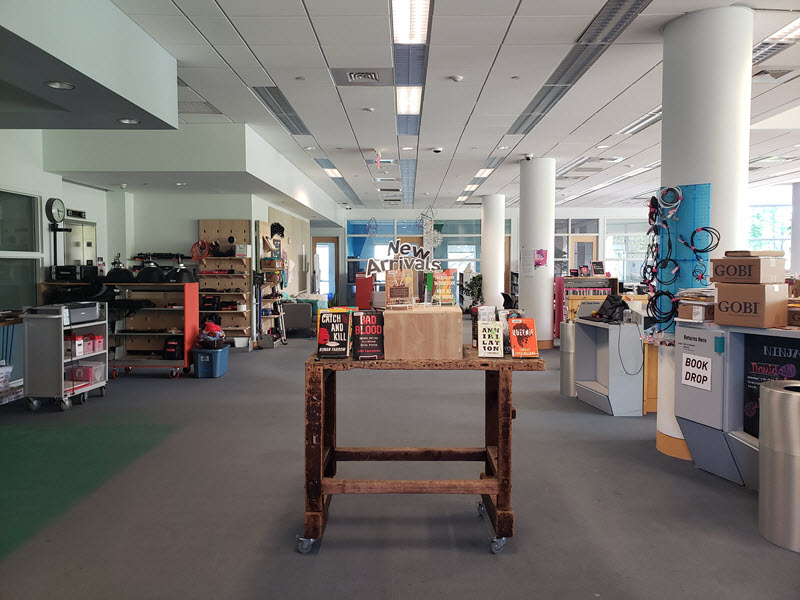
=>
[711,251,788,328]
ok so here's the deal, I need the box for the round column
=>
[661,7,753,255]
[519,158,555,349]
[481,194,505,308]
[655,344,692,460]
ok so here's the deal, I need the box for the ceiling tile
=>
[433,0,519,15]
[251,44,327,69]
[217,0,307,17]
[615,13,677,43]
[517,0,606,16]
[162,43,225,68]
[430,16,513,44]
[177,66,246,90]
[642,0,730,15]
[269,68,335,88]
[304,0,389,15]
[323,45,393,68]
[312,16,391,46]
[129,14,207,45]
[215,44,261,69]
[173,0,224,17]
[234,67,275,87]
[427,44,498,71]
[231,17,317,45]
[111,0,181,15]
[181,114,234,123]
[505,16,593,44]
[189,16,243,44]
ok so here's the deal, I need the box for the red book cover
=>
[509,318,539,358]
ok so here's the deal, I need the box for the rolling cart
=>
[23,303,108,412]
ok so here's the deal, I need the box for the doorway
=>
[312,237,339,299]
[571,235,598,271]
[63,220,96,266]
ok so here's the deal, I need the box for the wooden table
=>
[300,346,546,554]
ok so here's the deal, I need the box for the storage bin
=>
[192,346,229,378]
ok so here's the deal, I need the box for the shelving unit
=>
[23,303,109,412]
[256,221,287,347]
[109,282,199,379]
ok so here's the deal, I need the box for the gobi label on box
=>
[682,353,711,391]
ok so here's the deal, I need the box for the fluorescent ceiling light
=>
[465,184,478,191]
[401,146,414,150]
[763,16,800,44]
[556,157,590,177]
[561,161,660,203]
[175,182,188,186]
[475,168,494,178]
[396,86,422,115]
[498,146,510,150]
[457,196,468,202]
[615,105,662,135]
[596,145,609,149]
[323,168,342,178]
[392,0,430,44]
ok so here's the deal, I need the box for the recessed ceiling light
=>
[457,196,468,202]
[401,146,414,151]
[323,168,342,178]
[498,146,510,150]
[392,0,430,44]
[396,86,422,115]
[511,75,520,80]
[295,76,305,81]
[45,81,75,90]
[119,118,140,125]
[465,184,478,191]
[363,107,375,112]
[596,145,610,149]
[795,144,800,147]
[175,182,188,186]
[304,146,315,150]
[475,168,494,178]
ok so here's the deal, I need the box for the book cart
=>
[299,347,546,554]
[109,282,199,379]
[23,303,109,412]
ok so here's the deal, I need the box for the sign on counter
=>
[681,352,712,391]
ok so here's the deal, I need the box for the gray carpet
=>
[1,331,798,599]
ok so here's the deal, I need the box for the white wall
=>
[132,193,252,256]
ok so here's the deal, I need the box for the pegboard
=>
[655,183,711,331]
[198,219,251,253]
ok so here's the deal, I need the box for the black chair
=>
[501,293,516,309]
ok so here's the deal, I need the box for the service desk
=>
[300,347,546,554]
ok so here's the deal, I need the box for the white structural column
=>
[661,7,753,255]
[481,194,505,308]
[792,183,800,272]
[519,158,555,348]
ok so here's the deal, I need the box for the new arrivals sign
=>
[365,239,442,277]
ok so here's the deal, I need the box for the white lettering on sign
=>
[681,352,712,391]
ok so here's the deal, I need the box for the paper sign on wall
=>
[681,352,712,391]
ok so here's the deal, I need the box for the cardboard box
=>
[789,307,800,327]
[235,244,251,257]
[384,305,462,360]
[714,283,788,328]
[678,302,715,322]
[710,257,785,284]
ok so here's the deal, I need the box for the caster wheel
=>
[183,366,191,375]
[111,369,118,380]
[28,399,41,412]
[477,502,487,517]
[296,537,314,554]
[100,387,107,397]
[124,367,133,374]
[168,369,180,379]
[490,537,506,554]
[77,393,88,405]
[59,398,72,412]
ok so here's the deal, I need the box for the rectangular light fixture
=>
[323,168,342,178]
[457,196,468,202]
[392,0,430,44]
[561,161,660,203]
[615,105,662,135]
[465,184,478,191]
[752,17,800,65]
[475,168,494,178]
[396,86,422,115]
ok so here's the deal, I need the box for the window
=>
[0,191,41,310]
[604,218,649,283]
[746,185,792,269]
[553,218,599,276]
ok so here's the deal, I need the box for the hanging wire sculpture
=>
[417,205,443,249]
[366,217,379,238]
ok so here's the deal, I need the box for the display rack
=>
[554,276,619,338]
[256,220,287,347]
[23,302,109,411]
[198,256,252,339]
[109,282,199,379]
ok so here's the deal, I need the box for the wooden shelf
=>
[112,332,183,337]
[200,309,248,313]
[199,291,250,296]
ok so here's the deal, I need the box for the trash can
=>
[560,321,577,397]
[192,346,229,378]
[759,380,800,553]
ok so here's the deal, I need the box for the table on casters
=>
[298,346,546,555]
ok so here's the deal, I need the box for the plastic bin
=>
[192,346,229,378]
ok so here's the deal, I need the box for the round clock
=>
[45,197,65,224]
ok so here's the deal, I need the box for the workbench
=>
[300,346,546,554]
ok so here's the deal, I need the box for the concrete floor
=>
[1,332,799,599]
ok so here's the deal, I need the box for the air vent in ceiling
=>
[330,68,394,87]
[252,87,311,135]
[400,158,417,208]
[395,44,427,86]
[379,188,402,192]
[178,101,221,114]
[365,158,395,165]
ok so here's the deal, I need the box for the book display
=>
[478,321,503,358]
[353,311,384,360]
[317,308,352,358]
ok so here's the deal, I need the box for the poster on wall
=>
[534,249,547,269]
[432,269,458,305]
[520,248,535,277]
[386,269,415,306]
[743,334,800,438]
[317,308,352,358]
[478,321,503,358]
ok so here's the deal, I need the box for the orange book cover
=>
[509,318,539,358]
